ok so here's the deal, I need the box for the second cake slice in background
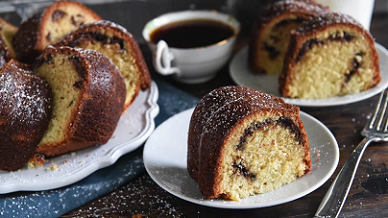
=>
[55,20,151,112]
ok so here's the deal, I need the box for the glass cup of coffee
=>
[143,10,240,84]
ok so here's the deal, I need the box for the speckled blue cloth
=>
[0,79,199,218]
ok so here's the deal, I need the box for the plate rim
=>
[229,42,388,107]
[144,107,339,209]
[0,81,159,194]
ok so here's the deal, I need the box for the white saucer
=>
[229,43,388,107]
[0,81,159,194]
[143,108,339,209]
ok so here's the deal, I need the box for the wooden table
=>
[61,9,388,218]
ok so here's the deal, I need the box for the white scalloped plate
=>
[144,108,339,209]
[229,43,388,107]
[0,81,159,194]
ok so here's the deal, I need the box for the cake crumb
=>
[27,154,46,169]
[47,164,58,171]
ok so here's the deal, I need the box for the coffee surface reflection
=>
[150,19,234,48]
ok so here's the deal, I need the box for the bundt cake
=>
[249,0,328,75]
[13,1,102,63]
[0,60,52,171]
[55,20,151,112]
[187,86,311,201]
[0,18,18,68]
[32,46,126,156]
[279,12,381,99]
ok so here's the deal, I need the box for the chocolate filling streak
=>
[70,15,84,27]
[73,81,83,89]
[232,116,303,181]
[46,32,51,41]
[70,56,87,80]
[296,31,356,62]
[296,39,324,62]
[329,31,355,42]
[33,53,52,68]
[46,53,53,63]
[235,116,302,151]
[232,161,256,181]
[68,100,74,108]
[345,52,363,83]
[274,17,305,30]
[263,42,280,60]
[68,32,125,50]
[52,10,67,22]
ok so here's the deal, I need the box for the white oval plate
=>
[143,108,339,209]
[229,43,388,107]
[0,81,159,194]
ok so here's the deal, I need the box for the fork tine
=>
[372,89,388,131]
[369,89,386,129]
[382,90,388,132]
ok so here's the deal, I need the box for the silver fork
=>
[315,88,388,218]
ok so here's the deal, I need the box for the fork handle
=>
[315,137,373,218]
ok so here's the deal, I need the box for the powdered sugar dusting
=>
[191,86,296,150]
[67,174,183,217]
[88,20,130,35]
[296,12,365,34]
[0,61,50,125]
[260,0,328,24]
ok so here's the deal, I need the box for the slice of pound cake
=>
[13,1,102,63]
[280,12,381,99]
[55,20,151,112]
[249,0,328,75]
[187,86,311,201]
[0,60,52,171]
[33,46,126,156]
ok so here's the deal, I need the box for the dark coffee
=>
[150,19,235,48]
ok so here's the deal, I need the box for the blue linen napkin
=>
[0,78,199,218]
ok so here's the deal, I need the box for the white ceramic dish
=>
[0,81,159,194]
[229,43,388,107]
[143,108,339,209]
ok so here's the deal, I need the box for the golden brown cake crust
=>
[12,13,41,63]
[0,60,52,171]
[34,46,126,156]
[249,0,328,74]
[279,12,381,97]
[260,0,328,25]
[54,20,151,110]
[187,86,310,199]
[0,18,18,66]
[13,1,102,63]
